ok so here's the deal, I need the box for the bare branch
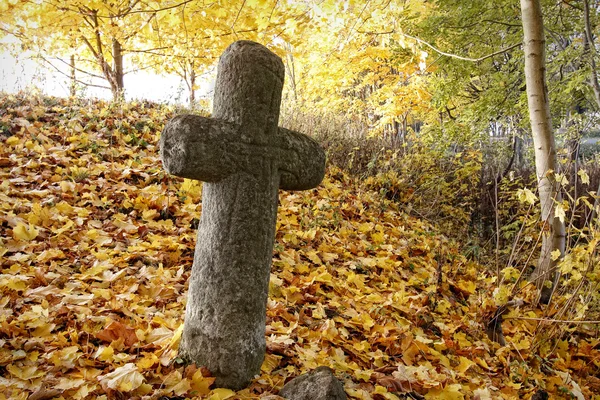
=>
[481,19,523,28]
[123,60,163,74]
[443,19,522,29]
[96,0,195,18]
[51,57,106,79]
[561,0,584,11]
[37,55,111,90]
[231,0,247,37]
[125,46,172,53]
[356,29,395,35]
[123,10,157,41]
[401,32,522,62]
[354,28,522,62]
[126,48,215,60]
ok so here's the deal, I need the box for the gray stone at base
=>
[279,367,347,400]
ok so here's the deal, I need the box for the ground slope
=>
[0,94,598,399]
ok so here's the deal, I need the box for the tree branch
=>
[356,29,395,35]
[353,28,522,62]
[80,36,100,60]
[123,60,163,74]
[95,0,195,18]
[51,57,106,79]
[560,0,584,11]
[231,0,247,32]
[401,32,522,62]
[123,10,157,41]
[443,19,522,29]
[37,56,111,90]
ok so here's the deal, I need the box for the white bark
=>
[520,0,566,304]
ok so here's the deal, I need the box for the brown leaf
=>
[28,388,62,400]
[34,267,48,286]
[372,373,408,393]
[96,321,139,347]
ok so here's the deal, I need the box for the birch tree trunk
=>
[520,0,566,304]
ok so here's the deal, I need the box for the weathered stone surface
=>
[279,367,347,400]
[161,117,324,190]
[159,40,325,390]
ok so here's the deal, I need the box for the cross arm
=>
[160,114,325,190]
[276,127,325,191]
[160,114,240,182]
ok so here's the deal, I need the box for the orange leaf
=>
[96,321,139,347]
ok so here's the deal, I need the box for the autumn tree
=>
[399,0,527,152]
[285,0,432,139]
[142,0,310,107]
[1,0,193,100]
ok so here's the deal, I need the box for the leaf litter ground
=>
[0,94,599,399]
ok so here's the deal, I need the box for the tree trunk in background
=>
[285,42,298,101]
[189,67,196,107]
[112,39,124,100]
[520,0,566,304]
[69,54,76,97]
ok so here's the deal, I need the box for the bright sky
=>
[0,47,215,105]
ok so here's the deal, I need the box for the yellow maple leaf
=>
[516,188,537,205]
[99,363,145,392]
[358,222,372,233]
[168,324,184,349]
[13,222,39,241]
[191,369,215,395]
[455,356,475,374]
[7,364,45,380]
[371,231,385,244]
[306,250,322,265]
[501,267,520,281]
[55,377,86,390]
[425,383,464,399]
[208,388,235,400]
[50,346,81,368]
[492,285,510,306]
[554,203,566,223]
[577,169,590,185]
[551,249,562,261]
[435,299,451,313]
[95,346,115,362]
[73,384,95,400]
[457,280,476,294]
[136,352,158,369]
[261,353,281,374]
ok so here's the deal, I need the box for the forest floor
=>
[1,94,599,400]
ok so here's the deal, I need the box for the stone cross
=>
[160,41,325,390]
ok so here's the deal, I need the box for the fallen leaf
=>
[98,363,145,392]
[97,321,139,347]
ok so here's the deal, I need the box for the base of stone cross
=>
[278,367,347,400]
